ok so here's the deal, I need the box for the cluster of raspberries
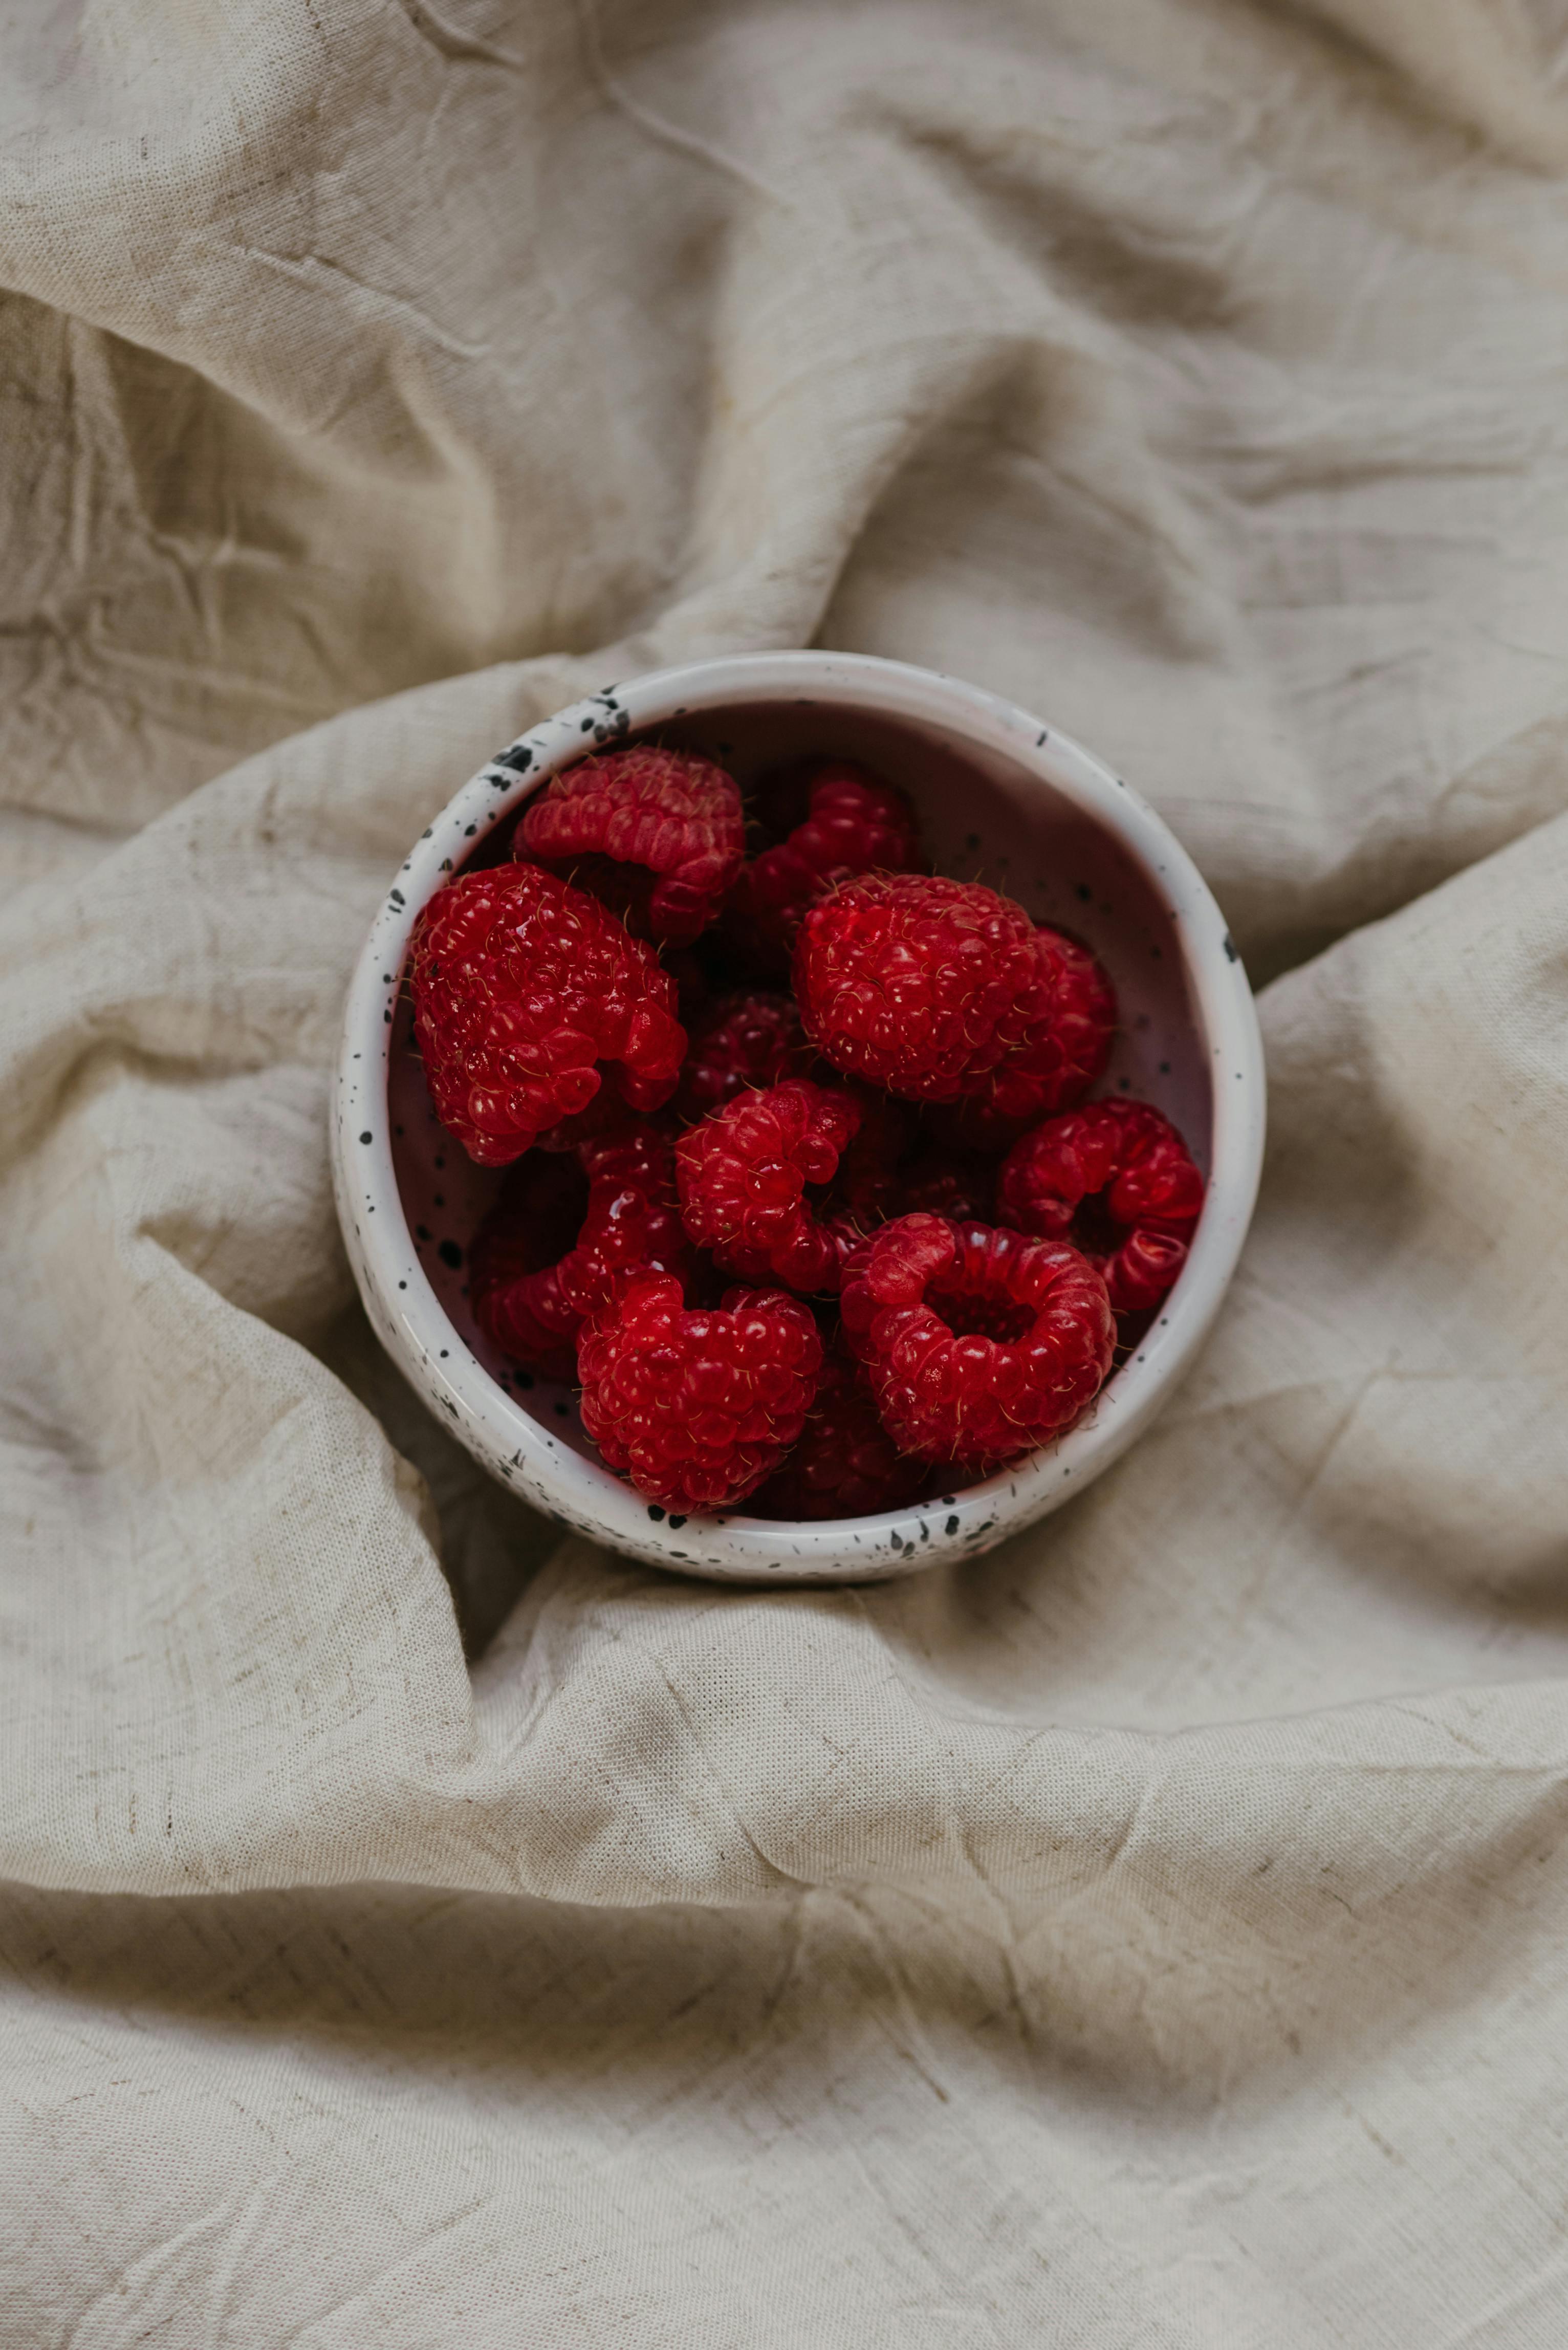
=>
[409,744,1204,1518]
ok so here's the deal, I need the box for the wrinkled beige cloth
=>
[4,0,1568,2339]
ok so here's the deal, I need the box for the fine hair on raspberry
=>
[578,1275,823,1514]
[675,991,816,1122]
[409,862,686,1166]
[676,1078,865,1294]
[728,759,926,957]
[996,1099,1204,1313]
[793,873,1053,1104]
[839,1213,1114,1472]
[518,744,745,944]
[471,1122,693,1373]
[469,1151,593,1380]
[931,924,1117,1147]
[750,1346,930,1520]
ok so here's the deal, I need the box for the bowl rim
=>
[332,648,1265,1583]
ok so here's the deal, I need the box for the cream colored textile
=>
[5,0,1568,2340]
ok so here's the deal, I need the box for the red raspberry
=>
[839,1213,1114,1471]
[676,1079,864,1294]
[469,1152,591,1379]
[409,863,685,1166]
[674,991,816,1122]
[471,1123,694,1372]
[568,1126,695,1310]
[996,1100,1204,1313]
[934,926,1116,1148]
[579,1274,823,1513]
[750,1347,930,1520]
[518,746,744,945]
[792,874,1045,1104]
[728,761,925,956]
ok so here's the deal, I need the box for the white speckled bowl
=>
[333,651,1265,1583]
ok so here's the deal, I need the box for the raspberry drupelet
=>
[578,1275,823,1513]
[750,1346,930,1520]
[827,1085,912,1239]
[839,1213,1114,1471]
[728,760,925,957]
[469,1152,593,1380]
[793,873,1047,1104]
[518,745,745,945]
[674,990,816,1122]
[470,1122,694,1373]
[897,1138,997,1226]
[928,925,1117,1149]
[409,863,685,1166]
[676,1078,865,1294]
[996,1099,1204,1313]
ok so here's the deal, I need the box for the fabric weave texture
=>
[4,0,1568,2340]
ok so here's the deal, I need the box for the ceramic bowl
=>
[332,650,1265,1583]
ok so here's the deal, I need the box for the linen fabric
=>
[4,0,1568,2339]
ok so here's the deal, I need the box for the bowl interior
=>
[384,691,1211,1502]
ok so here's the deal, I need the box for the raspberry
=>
[579,1275,823,1513]
[839,1213,1114,1471]
[471,1123,694,1372]
[568,1126,694,1309]
[934,926,1116,1148]
[898,1140,996,1225]
[674,991,815,1122]
[996,1100,1204,1313]
[728,761,924,956]
[527,1087,650,1159]
[518,746,744,945]
[750,1347,930,1520]
[792,874,1045,1104]
[409,863,685,1166]
[470,1152,592,1379]
[676,1079,864,1294]
[829,1086,912,1238]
